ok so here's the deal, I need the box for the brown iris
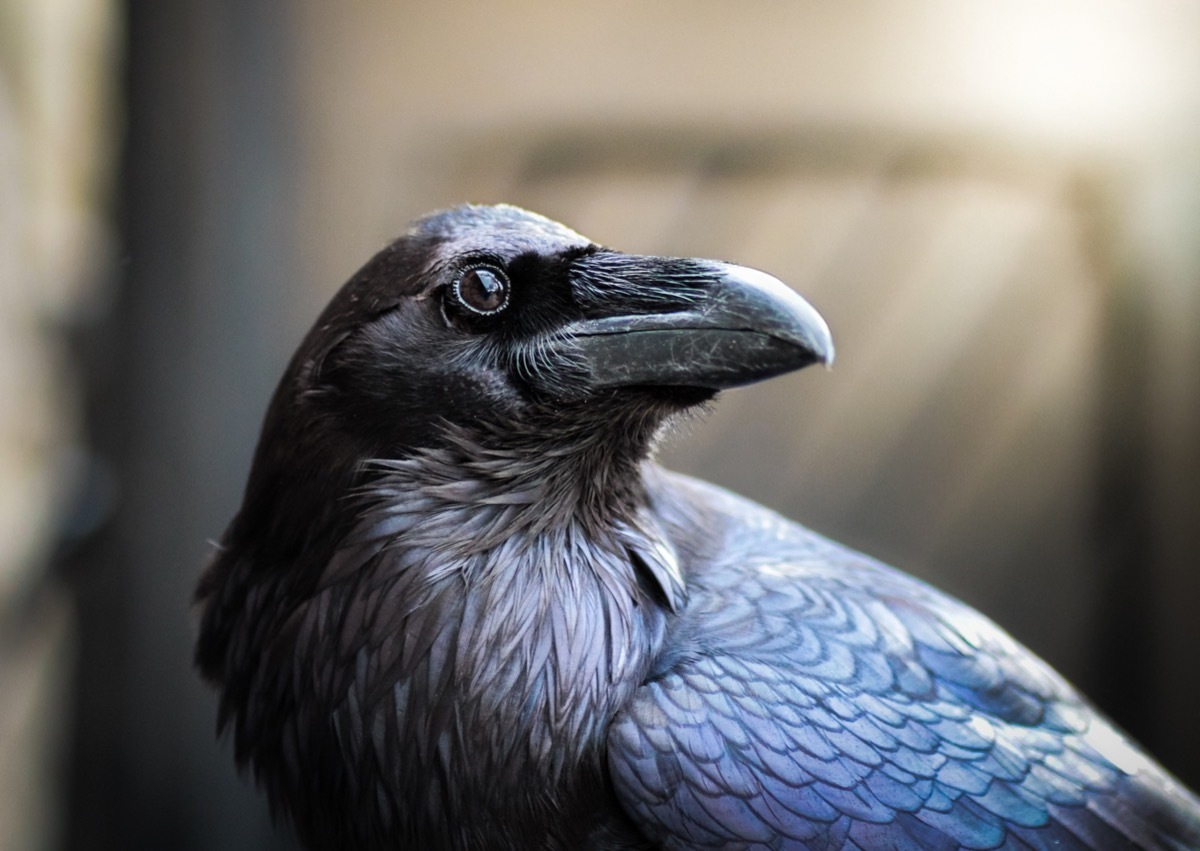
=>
[453,267,510,315]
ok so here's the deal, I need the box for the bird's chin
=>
[541,385,714,437]
[633,384,718,409]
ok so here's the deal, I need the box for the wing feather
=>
[608,474,1200,849]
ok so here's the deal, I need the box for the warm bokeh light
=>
[939,2,1199,146]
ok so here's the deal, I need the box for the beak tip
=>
[796,296,835,371]
[819,329,835,369]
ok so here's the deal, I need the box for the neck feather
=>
[304,428,682,838]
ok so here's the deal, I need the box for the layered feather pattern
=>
[608,472,1200,850]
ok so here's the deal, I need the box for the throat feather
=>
[322,456,674,807]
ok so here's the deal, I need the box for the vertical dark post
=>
[1077,176,1157,754]
[66,0,303,848]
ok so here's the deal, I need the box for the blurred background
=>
[2,1,1198,848]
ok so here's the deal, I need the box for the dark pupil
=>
[460,269,507,313]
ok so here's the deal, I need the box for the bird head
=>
[292,204,832,454]
[230,204,832,556]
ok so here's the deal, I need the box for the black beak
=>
[562,255,833,393]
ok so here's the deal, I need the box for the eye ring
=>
[452,266,510,316]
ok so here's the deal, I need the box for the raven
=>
[196,204,1200,850]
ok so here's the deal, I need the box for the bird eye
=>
[452,267,510,316]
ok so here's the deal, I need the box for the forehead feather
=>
[411,204,591,248]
